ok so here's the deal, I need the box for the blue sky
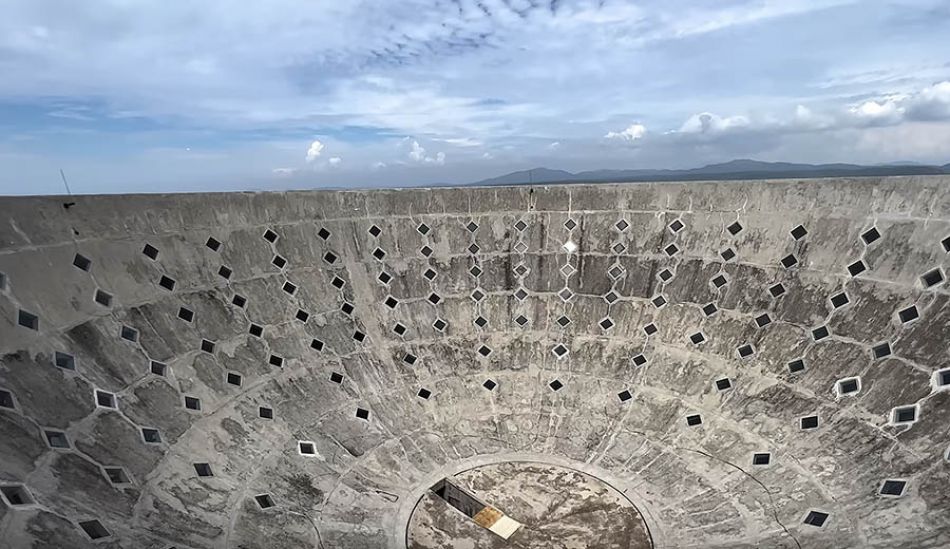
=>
[2,0,950,194]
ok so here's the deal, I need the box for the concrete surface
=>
[0,176,949,548]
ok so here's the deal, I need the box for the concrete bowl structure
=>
[1,176,949,548]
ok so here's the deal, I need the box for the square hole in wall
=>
[141,427,162,444]
[367,224,382,238]
[812,325,830,341]
[474,316,488,328]
[427,293,442,305]
[921,268,945,288]
[513,263,529,277]
[552,344,569,358]
[651,295,667,308]
[715,378,732,391]
[599,317,615,330]
[604,290,620,304]
[515,314,529,327]
[514,288,529,301]
[420,245,433,257]
[340,302,355,315]
[483,379,497,391]
[702,303,718,317]
[404,353,418,365]
[686,414,702,426]
[417,222,431,235]
[18,310,38,331]
[269,355,284,367]
[803,511,828,527]
[643,323,657,336]
[711,274,728,288]
[720,248,736,261]
[830,292,850,309]
[417,388,431,400]
[669,219,684,233]
[690,332,706,345]
[178,307,194,322]
[120,325,138,342]
[727,221,743,235]
[194,463,213,477]
[560,263,576,277]
[262,229,278,243]
[205,237,221,251]
[790,224,808,240]
[872,342,892,359]
[768,283,786,298]
[836,377,861,396]
[898,305,919,323]
[880,479,907,497]
[632,354,647,367]
[514,219,528,232]
[465,220,479,233]
[754,313,772,328]
[378,271,392,285]
[356,407,370,420]
[393,323,407,336]
[255,494,275,509]
[298,441,316,455]
[433,318,447,332]
[259,406,273,419]
[218,265,232,280]
[45,430,70,449]
[226,372,242,386]
[558,288,575,302]
[477,345,492,357]
[549,379,564,391]
[329,371,343,384]
[272,255,287,269]
[0,389,15,409]
[310,339,325,352]
[184,396,201,411]
[330,276,346,290]
[664,243,680,256]
[295,309,310,323]
[423,268,437,281]
[848,260,867,276]
[372,247,387,261]
[471,288,486,302]
[788,358,805,374]
[142,243,160,260]
[615,219,629,232]
[891,405,918,424]
[611,242,626,254]
[323,251,338,264]
[862,227,881,245]
[564,218,577,230]
[470,264,484,278]
[618,390,632,402]
[752,452,771,466]
[0,484,35,506]
[93,289,113,307]
[249,323,263,337]
[317,227,331,240]
[200,339,215,353]
[737,344,755,358]
[103,467,131,486]
[159,275,176,291]
[95,389,117,409]
[514,241,529,254]
[658,269,674,282]
[942,235,950,253]
[78,519,110,540]
[780,254,798,269]
[55,351,76,370]
[353,330,366,343]
[73,253,92,272]
[282,281,297,295]
[800,415,819,430]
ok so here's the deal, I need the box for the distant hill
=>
[471,159,949,186]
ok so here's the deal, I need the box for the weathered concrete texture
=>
[0,176,948,548]
[408,462,652,548]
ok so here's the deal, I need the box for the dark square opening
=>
[790,224,807,240]
[468,243,480,254]
[474,316,488,328]
[269,355,284,367]
[921,268,944,288]
[477,345,492,357]
[17,310,38,330]
[178,307,194,322]
[702,303,718,316]
[226,372,242,386]
[93,290,113,307]
[142,243,159,260]
[804,511,828,527]
[686,414,702,426]
[55,352,75,370]
[830,292,849,308]
[282,281,297,295]
[295,309,310,322]
[557,315,571,328]
[311,339,325,351]
[331,276,346,289]
[323,251,338,264]
[788,359,805,373]
[690,332,706,344]
[514,220,527,232]
[249,323,263,337]
[812,326,830,341]
[427,293,442,305]
[120,325,138,342]
[727,221,743,235]
[658,269,673,282]
[643,323,657,335]
[378,271,392,284]
[664,243,679,256]
[652,295,667,308]
[872,342,892,359]
[368,224,382,237]
[404,353,417,365]
[417,223,430,235]
[218,265,232,279]
[549,379,563,391]
[193,463,213,477]
[937,369,950,387]
[466,221,479,232]
[669,219,684,233]
[205,237,221,251]
[712,274,728,288]
[73,253,91,271]
[393,323,407,336]
[720,248,736,261]
[263,229,278,243]
[255,494,275,508]
[272,255,286,269]
[755,313,772,327]
[184,396,201,411]
[79,519,110,539]
[838,378,859,394]
[894,406,916,423]
[618,390,632,402]
[372,247,386,261]
[341,302,355,315]
[738,344,754,358]
[200,339,215,353]
[423,268,437,281]
[420,245,433,257]
[353,330,366,342]
[515,315,528,326]
[716,378,732,391]
[0,389,14,409]
[259,406,273,419]
[752,453,771,466]
[800,415,819,429]
[483,379,497,390]
[564,218,577,230]
[552,344,568,357]
[862,227,881,245]
[943,235,950,253]
[433,318,447,331]
[159,275,176,291]
[330,372,343,383]
[880,480,906,496]
[299,441,316,455]
[470,265,483,277]
[848,260,867,276]
[383,296,399,309]
[418,388,431,399]
[1,485,34,506]
[356,407,369,420]
[95,390,116,408]
[898,305,919,323]
[104,467,130,485]
[45,430,69,448]
[599,318,615,330]
[142,428,161,443]
[632,354,647,367]
[781,254,798,268]
[317,227,331,240]
[768,283,786,298]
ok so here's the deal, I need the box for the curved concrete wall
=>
[0,177,949,548]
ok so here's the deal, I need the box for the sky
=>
[1,0,950,195]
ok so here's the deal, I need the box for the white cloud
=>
[548,141,561,149]
[605,123,646,141]
[305,140,325,162]
[405,139,445,165]
[676,113,750,135]
[328,156,342,166]
[272,167,297,176]
[848,98,904,126]
[905,81,950,121]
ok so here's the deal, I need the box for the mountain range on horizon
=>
[468,159,950,187]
